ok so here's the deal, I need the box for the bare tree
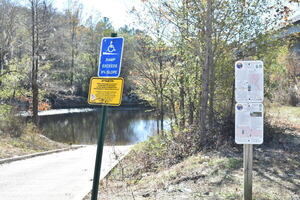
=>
[29,0,39,124]
[29,0,54,124]
[199,0,213,136]
[0,0,17,84]
[66,0,82,88]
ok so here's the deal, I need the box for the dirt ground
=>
[84,106,300,200]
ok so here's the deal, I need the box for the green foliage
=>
[130,0,299,134]
[0,105,25,137]
[253,36,290,102]
[0,104,12,117]
[0,57,31,100]
[0,105,42,139]
[23,122,41,143]
[133,134,169,169]
[224,192,242,200]
[226,158,242,169]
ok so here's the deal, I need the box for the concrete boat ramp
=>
[0,145,131,200]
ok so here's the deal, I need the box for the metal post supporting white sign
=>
[235,60,264,200]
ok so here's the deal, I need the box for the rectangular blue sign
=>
[98,37,124,77]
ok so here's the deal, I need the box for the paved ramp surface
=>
[0,145,131,200]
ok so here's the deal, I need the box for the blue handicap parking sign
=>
[98,37,124,77]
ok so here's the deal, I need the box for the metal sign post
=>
[235,61,264,200]
[90,33,123,200]
[91,105,107,200]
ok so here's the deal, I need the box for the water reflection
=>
[39,108,158,145]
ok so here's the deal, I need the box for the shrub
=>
[0,105,25,137]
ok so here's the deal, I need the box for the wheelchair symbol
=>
[107,41,116,53]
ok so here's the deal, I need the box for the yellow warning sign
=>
[88,77,124,106]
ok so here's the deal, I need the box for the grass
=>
[0,123,68,159]
[85,146,300,199]
[226,158,242,170]
[0,106,69,159]
[268,105,300,117]
[267,105,300,128]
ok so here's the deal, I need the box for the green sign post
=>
[91,105,108,200]
[90,33,123,200]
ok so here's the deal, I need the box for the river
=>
[38,107,161,145]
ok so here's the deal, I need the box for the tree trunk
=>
[0,51,3,86]
[159,58,164,135]
[179,75,185,129]
[160,89,164,135]
[208,58,215,129]
[31,0,39,125]
[199,0,213,136]
[70,22,75,87]
[155,91,160,135]
[187,86,194,125]
[229,81,235,119]
[194,59,200,122]
[170,90,178,127]
[69,6,80,89]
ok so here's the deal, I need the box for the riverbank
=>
[8,92,151,111]
[84,105,300,200]
[0,132,68,160]
[1,105,156,160]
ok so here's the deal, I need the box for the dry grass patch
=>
[0,123,68,159]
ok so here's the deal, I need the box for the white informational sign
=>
[235,103,264,144]
[235,61,264,103]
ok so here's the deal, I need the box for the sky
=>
[51,0,300,27]
[52,0,142,29]
[21,0,298,29]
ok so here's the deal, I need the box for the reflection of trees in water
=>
[39,116,72,143]
[71,112,99,144]
[39,109,156,145]
[39,112,99,144]
[105,110,156,145]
